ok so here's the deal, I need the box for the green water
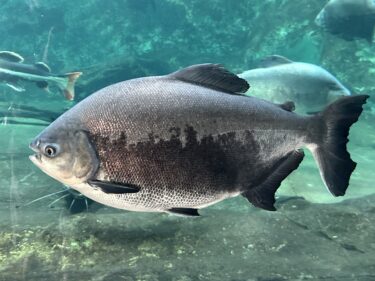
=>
[1,0,375,280]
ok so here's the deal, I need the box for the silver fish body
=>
[238,55,350,113]
[29,64,368,215]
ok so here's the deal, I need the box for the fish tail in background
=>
[308,95,369,196]
[55,72,82,100]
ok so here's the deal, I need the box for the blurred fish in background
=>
[0,51,81,100]
[315,0,375,42]
[239,55,351,113]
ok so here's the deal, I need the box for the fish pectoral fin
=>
[169,64,249,95]
[5,83,25,92]
[34,62,51,73]
[242,150,305,211]
[0,51,24,63]
[36,81,49,91]
[259,55,293,68]
[168,208,200,217]
[277,101,295,112]
[87,179,140,194]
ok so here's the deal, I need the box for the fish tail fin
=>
[308,95,369,196]
[56,72,82,100]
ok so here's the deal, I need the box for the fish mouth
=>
[315,10,326,27]
[29,153,42,164]
[29,139,42,164]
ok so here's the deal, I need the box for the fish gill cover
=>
[0,0,375,280]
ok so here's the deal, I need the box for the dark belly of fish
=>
[90,126,281,209]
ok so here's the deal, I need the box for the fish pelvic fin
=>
[242,150,304,211]
[5,83,25,92]
[36,81,49,92]
[308,95,369,196]
[57,72,82,100]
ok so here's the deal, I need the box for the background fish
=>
[29,64,368,216]
[315,0,375,42]
[239,55,351,113]
[0,51,81,100]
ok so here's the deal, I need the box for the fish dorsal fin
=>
[259,55,293,68]
[0,51,24,63]
[169,64,249,95]
[34,62,51,73]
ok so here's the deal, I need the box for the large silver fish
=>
[29,64,368,216]
[238,55,351,113]
[315,0,375,42]
[0,51,81,100]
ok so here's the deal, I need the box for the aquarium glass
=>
[0,0,374,280]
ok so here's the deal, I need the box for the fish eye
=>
[44,145,58,158]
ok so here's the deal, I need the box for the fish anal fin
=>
[169,64,249,95]
[259,55,293,68]
[87,179,140,194]
[168,208,200,217]
[0,51,24,63]
[278,101,295,112]
[243,150,305,211]
[34,62,51,73]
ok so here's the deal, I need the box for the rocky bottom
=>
[0,194,374,281]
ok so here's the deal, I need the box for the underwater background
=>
[0,0,375,280]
